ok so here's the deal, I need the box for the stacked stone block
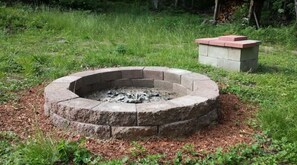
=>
[44,67,219,139]
[196,35,261,72]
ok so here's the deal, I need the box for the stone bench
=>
[195,35,261,72]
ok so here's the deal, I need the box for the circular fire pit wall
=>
[44,67,219,138]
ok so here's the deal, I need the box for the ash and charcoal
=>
[86,87,178,104]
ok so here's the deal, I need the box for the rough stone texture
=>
[111,79,133,87]
[172,83,188,96]
[120,67,144,79]
[197,109,218,129]
[112,126,157,139]
[164,68,191,84]
[159,119,196,137]
[137,101,181,126]
[45,67,219,138]
[100,71,122,82]
[132,79,154,88]
[50,113,70,128]
[159,107,218,137]
[70,121,111,139]
[181,73,210,91]
[75,82,111,96]
[71,69,122,90]
[51,113,110,138]
[53,76,81,88]
[44,85,79,116]
[44,82,72,93]
[191,80,219,99]
[143,67,168,80]
[52,98,101,122]
[74,73,102,89]
[92,103,137,126]
[136,96,213,126]
[169,95,211,119]
[154,80,173,91]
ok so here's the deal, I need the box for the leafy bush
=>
[0,5,47,34]
[56,140,94,164]
[0,6,29,33]
[0,132,100,165]
[54,0,108,11]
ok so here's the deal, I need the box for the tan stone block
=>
[119,66,144,79]
[159,119,196,137]
[164,68,191,84]
[172,83,188,96]
[132,79,154,88]
[92,103,137,126]
[154,80,173,91]
[112,126,157,139]
[181,73,210,90]
[111,79,133,87]
[143,66,168,80]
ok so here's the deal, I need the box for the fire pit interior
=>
[44,67,219,139]
[85,87,179,104]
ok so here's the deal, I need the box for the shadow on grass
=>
[254,64,296,76]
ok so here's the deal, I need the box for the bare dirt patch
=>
[0,84,258,161]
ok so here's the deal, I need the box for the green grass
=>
[0,2,297,164]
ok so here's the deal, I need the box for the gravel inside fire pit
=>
[85,87,179,104]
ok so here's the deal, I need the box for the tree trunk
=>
[213,0,219,23]
[174,0,178,8]
[253,0,265,25]
[248,0,264,28]
[248,0,254,23]
[253,11,260,29]
[295,0,297,23]
[152,0,159,10]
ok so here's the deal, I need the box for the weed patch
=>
[0,3,297,164]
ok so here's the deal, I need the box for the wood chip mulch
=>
[0,84,258,161]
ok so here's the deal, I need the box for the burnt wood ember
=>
[86,87,178,104]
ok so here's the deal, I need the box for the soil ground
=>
[0,83,258,161]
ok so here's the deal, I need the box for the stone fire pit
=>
[44,67,219,139]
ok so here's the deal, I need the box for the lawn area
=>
[1,2,297,164]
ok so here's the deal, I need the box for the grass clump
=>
[0,2,297,164]
[0,132,101,165]
[171,134,297,165]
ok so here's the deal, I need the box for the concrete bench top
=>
[195,35,261,48]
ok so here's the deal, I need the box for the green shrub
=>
[56,140,93,164]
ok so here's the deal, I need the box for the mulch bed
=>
[0,83,258,161]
